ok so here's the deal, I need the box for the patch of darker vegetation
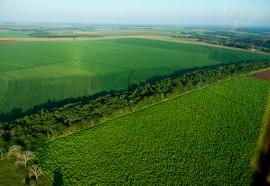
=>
[173,30,270,53]
[28,31,77,38]
[1,60,270,151]
[76,34,102,38]
[252,98,270,186]
[53,167,63,186]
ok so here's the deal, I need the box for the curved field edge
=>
[1,38,270,118]
[36,76,270,185]
[1,35,270,56]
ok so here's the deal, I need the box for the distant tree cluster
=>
[174,31,270,52]
[28,31,102,38]
[0,60,270,151]
[28,31,78,38]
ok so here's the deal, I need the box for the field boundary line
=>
[44,71,247,142]
[1,36,269,55]
[44,68,268,144]
[100,67,270,119]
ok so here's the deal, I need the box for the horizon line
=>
[1,21,270,29]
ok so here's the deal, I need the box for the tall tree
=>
[8,145,22,158]
[29,164,42,180]
[15,151,33,168]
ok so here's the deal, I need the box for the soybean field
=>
[37,76,270,185]
[1,38,270,119]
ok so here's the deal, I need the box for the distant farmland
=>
[0,31,31,38]
[37,76,270,185]
[1,38,270,119]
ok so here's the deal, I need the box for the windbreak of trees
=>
[1,60,270,151]
[173,31,270,52]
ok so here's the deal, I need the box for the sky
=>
[0,0,270,26]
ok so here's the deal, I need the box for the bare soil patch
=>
[0,39,18,43]
[251,71,270,80]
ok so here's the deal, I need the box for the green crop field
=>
[1,38,270,118]
[0,31,31,38]
[36,76,270,185]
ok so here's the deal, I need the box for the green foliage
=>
[1,60,270,150]
[36,76,270,185]
[1,39,270,119]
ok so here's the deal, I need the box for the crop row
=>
[37,76,270,185]
[1,39,270,118]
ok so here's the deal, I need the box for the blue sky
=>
[0,0,269,26]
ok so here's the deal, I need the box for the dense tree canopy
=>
[1,60,270,150]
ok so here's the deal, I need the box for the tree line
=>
[1,60,270,151]
[173,31,270,53]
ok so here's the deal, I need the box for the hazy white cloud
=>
[0,0,269,26]
[221,0,269,27]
